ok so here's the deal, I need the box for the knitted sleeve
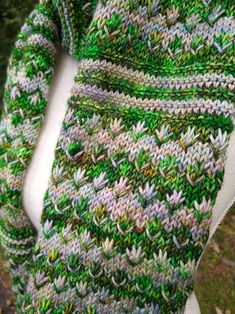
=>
[0,0,60,306]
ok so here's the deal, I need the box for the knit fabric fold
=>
[0,0,97,311]
[0,0,235,313]
[0,1,59,308]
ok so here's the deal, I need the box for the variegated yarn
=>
[0,0,235,313]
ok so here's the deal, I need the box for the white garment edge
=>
[21,48,235,314]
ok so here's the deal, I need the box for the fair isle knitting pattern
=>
[0,0,235,313]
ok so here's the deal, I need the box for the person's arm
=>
[0,0,60,307]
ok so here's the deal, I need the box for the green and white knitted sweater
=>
[0,0,234,313]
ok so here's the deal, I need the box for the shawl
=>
[0,0,234,313]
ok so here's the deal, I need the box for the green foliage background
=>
[0,1,234,313]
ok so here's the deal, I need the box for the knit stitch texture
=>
[0,0,235,313]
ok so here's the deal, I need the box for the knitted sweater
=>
[0,0,234,313]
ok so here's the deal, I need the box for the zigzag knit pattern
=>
[0,0,234,313]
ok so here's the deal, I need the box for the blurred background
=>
[0,1,235,313]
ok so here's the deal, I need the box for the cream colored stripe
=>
[15,34,57,54]
[0,240,33,255]
[71,83,235,116]
[0,229,35,246]
[78,59,235,89]
[32,13,58,36]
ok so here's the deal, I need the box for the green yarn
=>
[0,0,234,313]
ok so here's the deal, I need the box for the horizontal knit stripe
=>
[82,53,235,78]
[0,238,34,256]
[25,234,191,310]
[26,262,191,308]
[38,216,204,265]
[56,136,228,211]
[0,228,35,245]
[25,261,190,312]
[61,112,226,161]
[39,170,222,248]
[34,237,196,292]
[92,5,235,50]
[0,206,36,233]
[52,146,224,208]
[100,0,234,25]
[25,19,58,43]
[99,0,233,18]
[42,212,207,264]
[15,34,57,54]
[41,191,209,259]
[75,74,234,103]
[15,9,58,46]
[25,274,186,313]
[31,251,194,293]
[46,178,210,233]
[4,89,50,114]
[30,12,58,36]
[69,101,234,135]
[71,83,235,116]
[59,123,227,175]
[155,0,233,17]
[79,38,234,75]
[77,59,235,90]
